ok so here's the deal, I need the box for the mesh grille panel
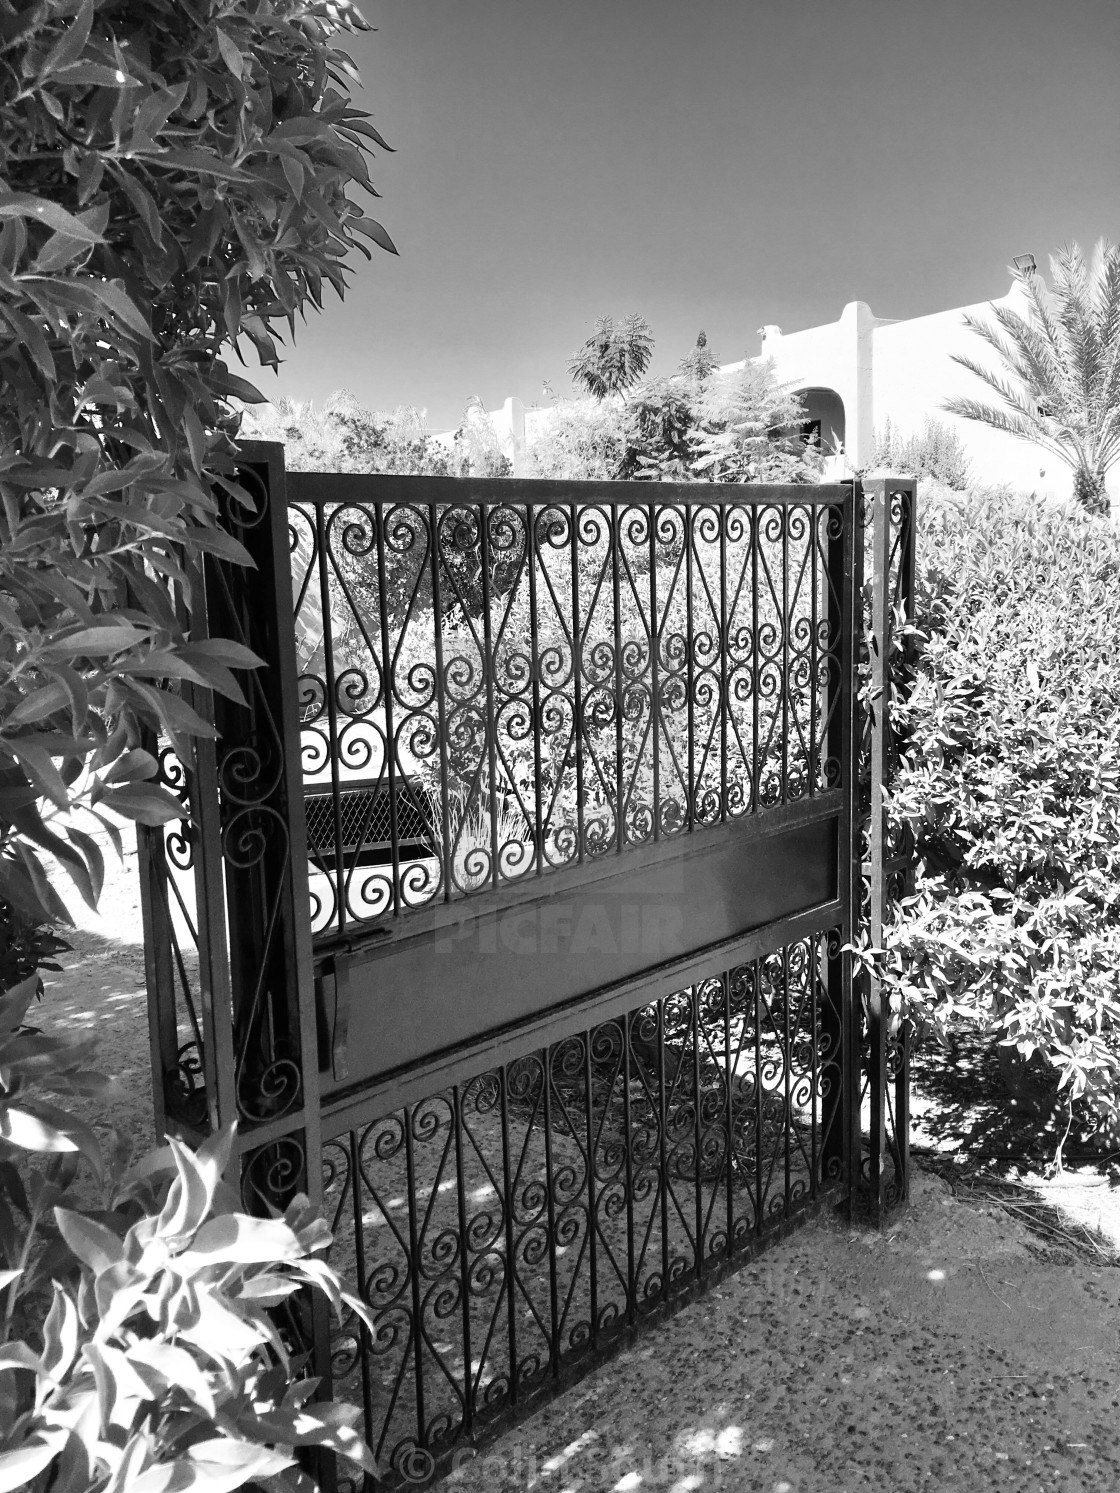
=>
[304,783,433,856]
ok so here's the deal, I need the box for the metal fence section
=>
[320,933,845,1487]
[136,444,322,1204]
[287,478,848,940]
[134,448,918,1490]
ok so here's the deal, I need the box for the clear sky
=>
[265,0,1120,431]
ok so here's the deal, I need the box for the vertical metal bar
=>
[810,501,820,794]
[374,505,401,916]
[719,503,728,821]
[649,502,660,840]
[136,817,178,1142]
[611,504,625,852]
[810,936,820,1195]
[685,504,695,827]
[497,1065,518,1404]
[527,504,544,874]
[843,481,864,1217]
[452,1086,474,1433]
[315,504,346,937]
[403,1107,427,1449]
[782,943,792,1209]
[723,970,734,1257]
[171,550,238,1140]
[622,1012,635,1324]
[752,957,763,1234]
[542,1049,559,1380]
[428,504,453,902]
[348,1129,377,1458]
[691,986,703,1276]
[479,502,500,891]
[571,505,585,863]
[657,999,669,1295]
[781,505,790,803]
[867,478,890,1219]
[751,507,760,814]
[583,1031,597,1345]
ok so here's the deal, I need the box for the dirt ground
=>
[38,833,1120,1492]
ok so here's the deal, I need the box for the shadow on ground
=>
[910,1029,1116,1174]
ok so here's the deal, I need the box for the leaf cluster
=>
[0,1082,377,1493]
[872,416,971,491]
[567,313,654,401]
[0,0,392,925]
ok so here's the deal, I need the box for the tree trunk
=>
[1073,465,1109,514]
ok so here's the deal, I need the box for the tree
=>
[567,313,654,400]
[677,329,719,384]
[944,240,1120,513]
[0,0,395,928]
[689,360,816,482]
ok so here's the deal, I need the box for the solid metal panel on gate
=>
[322,802,839,1089]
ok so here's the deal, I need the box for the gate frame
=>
[136,448,917,1464]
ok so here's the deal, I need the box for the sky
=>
[265,0,1120,432]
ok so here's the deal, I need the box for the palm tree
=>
[567,314,654,400]
[944,239,1120,513]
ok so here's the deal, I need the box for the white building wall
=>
[754,300,879,468]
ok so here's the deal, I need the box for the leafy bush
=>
[242,394,453,475]
[521,398,628,481]
[0,983,376,1493]
[0,905,68,998]
[241,391,511,477]
[0,0,393,927]
[878,485,1120,1152]
[873,417,972,490]
[1,3,392,1485]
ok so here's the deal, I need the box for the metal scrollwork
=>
[329,932,843,1485]
[291,487,849,938]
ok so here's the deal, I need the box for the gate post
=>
[138,440,321,1213]
[860,475,917,1218]
[820,480,862,1213]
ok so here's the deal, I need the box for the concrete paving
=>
[444,1170,1120,1493]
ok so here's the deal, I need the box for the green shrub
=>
[0,0,393,926]
[0,983,376,1493]
[0,903,68,998]
[874,417,972,490]
[0,971,377,1493]
[879,485,1120,1151]
[241,392,513,477]
[521,398,628,480]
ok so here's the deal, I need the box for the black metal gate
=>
[138,448,916,1488]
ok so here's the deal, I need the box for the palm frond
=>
[1049,243,1106,424]
[949,352,1054,428]
[952,241,1120,501]
[942,395,1070,466]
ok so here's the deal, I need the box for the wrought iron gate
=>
[138,448,916,1488]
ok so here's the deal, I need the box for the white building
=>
[467,274,1118,504]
